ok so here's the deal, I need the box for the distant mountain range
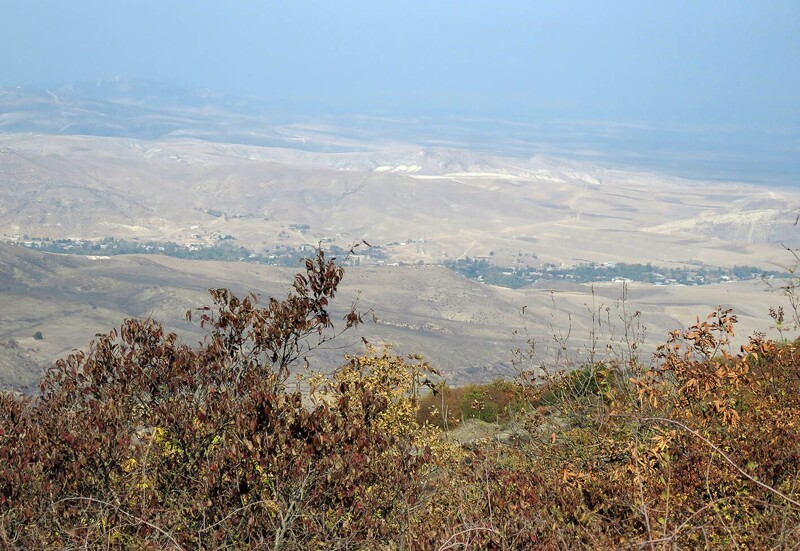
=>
[0,79,351,151]
[2,78,797,185]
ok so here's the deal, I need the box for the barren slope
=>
[0,244,789,392]
[1,133,798,271]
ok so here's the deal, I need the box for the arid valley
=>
[4,4,800,546]
[1,125,798,392]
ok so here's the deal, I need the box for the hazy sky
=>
[4,1,799,127]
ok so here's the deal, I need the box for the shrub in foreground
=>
[2,251,800,548]
[0,250,452,548]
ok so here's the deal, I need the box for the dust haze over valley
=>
[1,2,799,392]
[1,83,799,391]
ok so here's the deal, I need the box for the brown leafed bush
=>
[410,309,800,548]
[2,250,800,549]
[0,249,444,548]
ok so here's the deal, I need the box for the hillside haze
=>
[1,129,798,269]
[2,81,798,185]
[1,81,799,391]
[1,84,798,391]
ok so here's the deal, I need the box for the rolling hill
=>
[1,84,798,391]
[0,242,790,392]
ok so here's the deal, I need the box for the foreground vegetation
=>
[2,250,799,548]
